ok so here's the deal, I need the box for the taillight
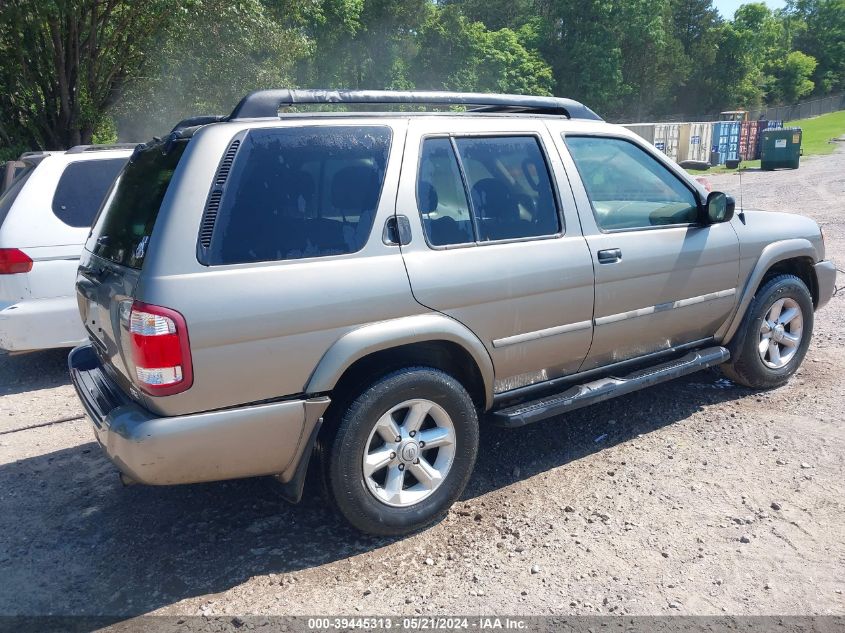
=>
[0,248,33,274]
[128,301,193,396]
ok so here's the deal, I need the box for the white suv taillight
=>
[0,248,33,274]
[129,301,193,396]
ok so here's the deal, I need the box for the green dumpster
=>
[760,128,802,170]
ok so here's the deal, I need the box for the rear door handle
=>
[597,248,622,264]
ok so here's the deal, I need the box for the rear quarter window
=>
[205,125,392,265]
[52,158,127,228]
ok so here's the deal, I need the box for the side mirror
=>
[704,191,734,224]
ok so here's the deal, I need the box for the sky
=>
[713,0,786,18]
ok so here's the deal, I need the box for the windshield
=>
[87,139,188,268]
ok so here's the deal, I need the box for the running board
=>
[491,346,730,428]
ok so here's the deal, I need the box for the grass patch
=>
[686,109,845,175]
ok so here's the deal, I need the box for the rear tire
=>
[722,274,813,389]
[324,367,479,536]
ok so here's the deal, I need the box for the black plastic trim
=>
[230,89,602,121]
[492,346,729,427]
[493,337,715,408]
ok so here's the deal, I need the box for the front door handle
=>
[597,248,622,264]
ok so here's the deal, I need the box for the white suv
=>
[0,145,132,352]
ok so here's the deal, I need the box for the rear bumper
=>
[814,260,837,309]
[69,344,330,486]
[0,295,86,352]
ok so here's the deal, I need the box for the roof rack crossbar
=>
[229,89,602,121]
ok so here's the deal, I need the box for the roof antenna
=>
[737,165,746,223]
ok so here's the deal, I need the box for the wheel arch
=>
[718,238,820,346]
[305,314,495,411]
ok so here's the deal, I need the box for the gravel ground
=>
[1,147,844,619]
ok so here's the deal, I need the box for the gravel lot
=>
[1,147,844,619]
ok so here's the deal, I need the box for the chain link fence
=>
[617,93,845,124]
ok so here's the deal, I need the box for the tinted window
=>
[416,138,474,246]
[208,126,391,265]
[565,136,699,231]
[88,139,188,269]
[0,162,37,228]
[416,136,559,246]
[52,158,126,227]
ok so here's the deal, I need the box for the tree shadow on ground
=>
[0,349,72,397]
[0,368,752,618]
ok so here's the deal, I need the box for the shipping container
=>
[739,120,760,160]
[677,122,713,163]
[712,121,741,164]
[622,123,655,144]
[653,123,682,161]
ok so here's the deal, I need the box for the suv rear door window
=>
[52,158,127,227]
[416,138,475,246]
[565,136,699,231]
[207,126,392,265]
[87,139,188,269]
[416,136,560,246]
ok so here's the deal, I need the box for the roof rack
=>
[170,115,228,135]
[229,89,602,121]
[66,143,140,154]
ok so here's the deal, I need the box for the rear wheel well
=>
[324,341,486,418]
[762,257,817,306]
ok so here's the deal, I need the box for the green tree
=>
[0,0,180,149]
[414,6,553,95]
[668,0,722,115]
[441,0,535,31]
[536,0,624,115]
[116,0,309,141]
[784,0,845,94]
[776,50,818,102]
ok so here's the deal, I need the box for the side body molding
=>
[716,238,819,345]
[305,313,496,409]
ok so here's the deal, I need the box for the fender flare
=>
[305,313,496,409]
[717,238,819,346]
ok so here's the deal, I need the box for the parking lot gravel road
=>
[1,148,844,620]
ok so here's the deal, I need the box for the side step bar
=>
[491,346,729,428]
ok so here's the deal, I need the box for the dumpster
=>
[760,128,802,170]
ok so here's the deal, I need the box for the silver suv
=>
[69,90,836,535]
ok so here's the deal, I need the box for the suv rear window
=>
[52,158,126,228]
[0,161,38,228]
[206,126,391,265]
[87,139,188,268]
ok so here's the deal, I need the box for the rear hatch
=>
[0,157,42,306]
[77,137,189,394]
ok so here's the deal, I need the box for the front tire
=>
[722,274,813,389]
[325,367,479,536]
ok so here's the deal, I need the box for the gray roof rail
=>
[229,89,602,121]
[66,143,140,154]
